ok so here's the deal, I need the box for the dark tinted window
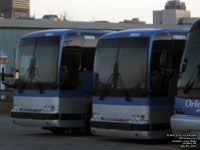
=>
[151,36,186,97]
[60,51,81,90]
[118,38,148,89]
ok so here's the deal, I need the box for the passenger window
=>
[60,51,81,90]
[151,40,173,96]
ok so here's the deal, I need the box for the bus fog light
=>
[141,115,145,120]
[43,105,56,112]
[51,105,55,111]
[131,114,145,122]
[13,104,21,111]
[93,112,101,120]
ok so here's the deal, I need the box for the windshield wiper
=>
[179,58,188,78]
[100,61,131,102]
[183,64,200,94]
[17,57,44,93]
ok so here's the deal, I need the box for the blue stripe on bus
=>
[93,96,172,106]
[14,90,59,97]
[14,90,91,98]
[175,97,200,115]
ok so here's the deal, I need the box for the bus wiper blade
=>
[100,61,119,100]
[100,74,113,100]
[183,65,200,94]
[16,58,35,93]
[100,61,131,102]
[118,74,131,102]
[179,58,188,77]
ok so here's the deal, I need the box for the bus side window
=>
[81,48,95,71]
[60,51,81,90]
[151,40,173,96]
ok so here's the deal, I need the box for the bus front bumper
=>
[11,111,60,127]
[11,111,85,128]
[90,119,170,139]
[171,114,200,138]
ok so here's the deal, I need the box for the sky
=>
[30,0,199,23]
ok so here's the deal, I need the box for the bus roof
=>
[22,29,111,39]
[101,28,188,39]
[190,19,200,33]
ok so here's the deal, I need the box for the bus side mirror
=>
[181,58,188,74]
[1,67,5,81]
[94,73,99,88]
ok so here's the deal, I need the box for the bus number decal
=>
[173,35,186,40]
[130,33,140,37]
[84,35,96,40]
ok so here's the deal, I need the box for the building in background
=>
[153,0,191,25]
[119,18,146,24]
[0,0,30,19]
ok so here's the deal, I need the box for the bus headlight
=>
[43,105,56,113]
[13,104,21,111]
[131,114,146,122]
[93,112,101,120]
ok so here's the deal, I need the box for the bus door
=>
[151,33,186,98]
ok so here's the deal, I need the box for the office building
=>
[0,0,30,18]
[153,0,190,25]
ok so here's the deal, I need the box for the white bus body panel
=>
[91,103,172,139]
[11,96,88,128]
[171,114,200,138]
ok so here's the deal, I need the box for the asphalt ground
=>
[0,115,199,150]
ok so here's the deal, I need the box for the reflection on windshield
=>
[178,30,200,90]
[94,38,149,90]
[16,38,35,80]
[16,36,60,83]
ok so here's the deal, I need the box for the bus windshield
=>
[16,36,60,83]
[94,37,149,92]
[177,30,200,98]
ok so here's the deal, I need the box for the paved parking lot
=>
[0,115,197,150]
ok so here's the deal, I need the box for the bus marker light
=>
[120,34,124,37]
[34,33,44,37]
[116,35,119,38]
[142,33,146,36]
[51,105,55,111]
[141,115,145,120]
[166,33,171,36]
[125,34,128,37]
[77,32,81,36]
